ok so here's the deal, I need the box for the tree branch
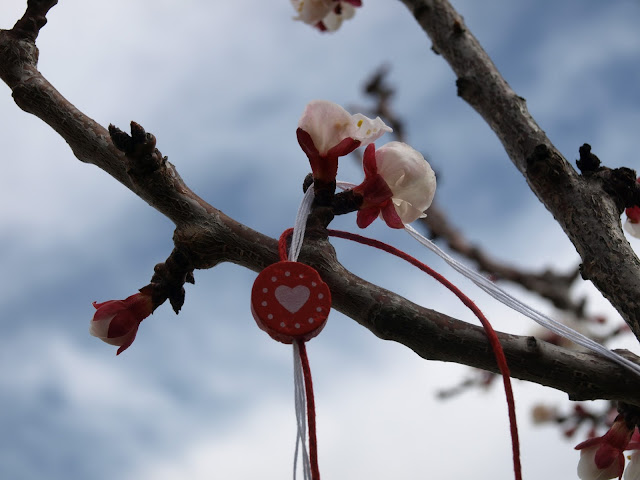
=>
[399,0,640,342]
[1,2,640,406]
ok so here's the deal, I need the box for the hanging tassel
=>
[252,186,327,480]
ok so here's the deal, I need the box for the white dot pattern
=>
[253,263,330,340]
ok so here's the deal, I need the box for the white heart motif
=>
[275,285,310,314]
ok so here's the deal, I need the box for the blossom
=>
[353,141,436,229]
[575,416,634,480]
[296,100,390,182]
[90,289,154,355]
[290,0,362,32]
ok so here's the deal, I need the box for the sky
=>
[0,0,639,479]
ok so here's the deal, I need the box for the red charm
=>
[251,261,331,344]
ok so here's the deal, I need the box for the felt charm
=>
[251,261,331,344]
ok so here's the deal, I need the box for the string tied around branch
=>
[251,184,522,480]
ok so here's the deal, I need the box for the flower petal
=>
[381,201,405,229]
[357,207,381,229]
[577,447,622,480]
[116,327,140,356]
[362,143,378,177]
[351,113,392,147]
[624,451,640,480]
[89,313,116,338]
[298,100,356,155]
[297,100,390,156]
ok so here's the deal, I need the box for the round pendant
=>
[251,261,331,344]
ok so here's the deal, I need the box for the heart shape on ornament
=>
[275,285,310,313]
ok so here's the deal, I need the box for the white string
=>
[289,187,315,480]
[336,180,640,377]
[336,180,357,191]
[289,186,316,262]
[293,341,311,480]
[404,223,640,378]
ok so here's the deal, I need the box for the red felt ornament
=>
[251,261,331,344]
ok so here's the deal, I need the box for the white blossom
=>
[375,141,437,225]
[297,100,390,156]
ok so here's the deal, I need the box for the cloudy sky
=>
[1,0,639,479]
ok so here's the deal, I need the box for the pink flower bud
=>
[297,100,391,182]
[90,289,154,355]
[354,142,436,229]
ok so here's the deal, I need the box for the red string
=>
[297,339,321,480]
[279,227,294,261]
[326,229,522,480]
[277,227,521,480]
[279,228,320,480]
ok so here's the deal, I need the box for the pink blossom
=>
[90,289,154,355]
[296,100,390,182]
[575,417,634,480]
[354,142,436,229]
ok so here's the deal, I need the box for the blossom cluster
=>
[576,416,640,480]
[290,0,362,32]
[297,99,436,229]
[90,100,436,354]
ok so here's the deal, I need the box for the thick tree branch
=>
[2,2,640,406]
[399,0,640,341]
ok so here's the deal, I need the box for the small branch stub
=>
[150,248,195,314]
[108,122,166,177]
